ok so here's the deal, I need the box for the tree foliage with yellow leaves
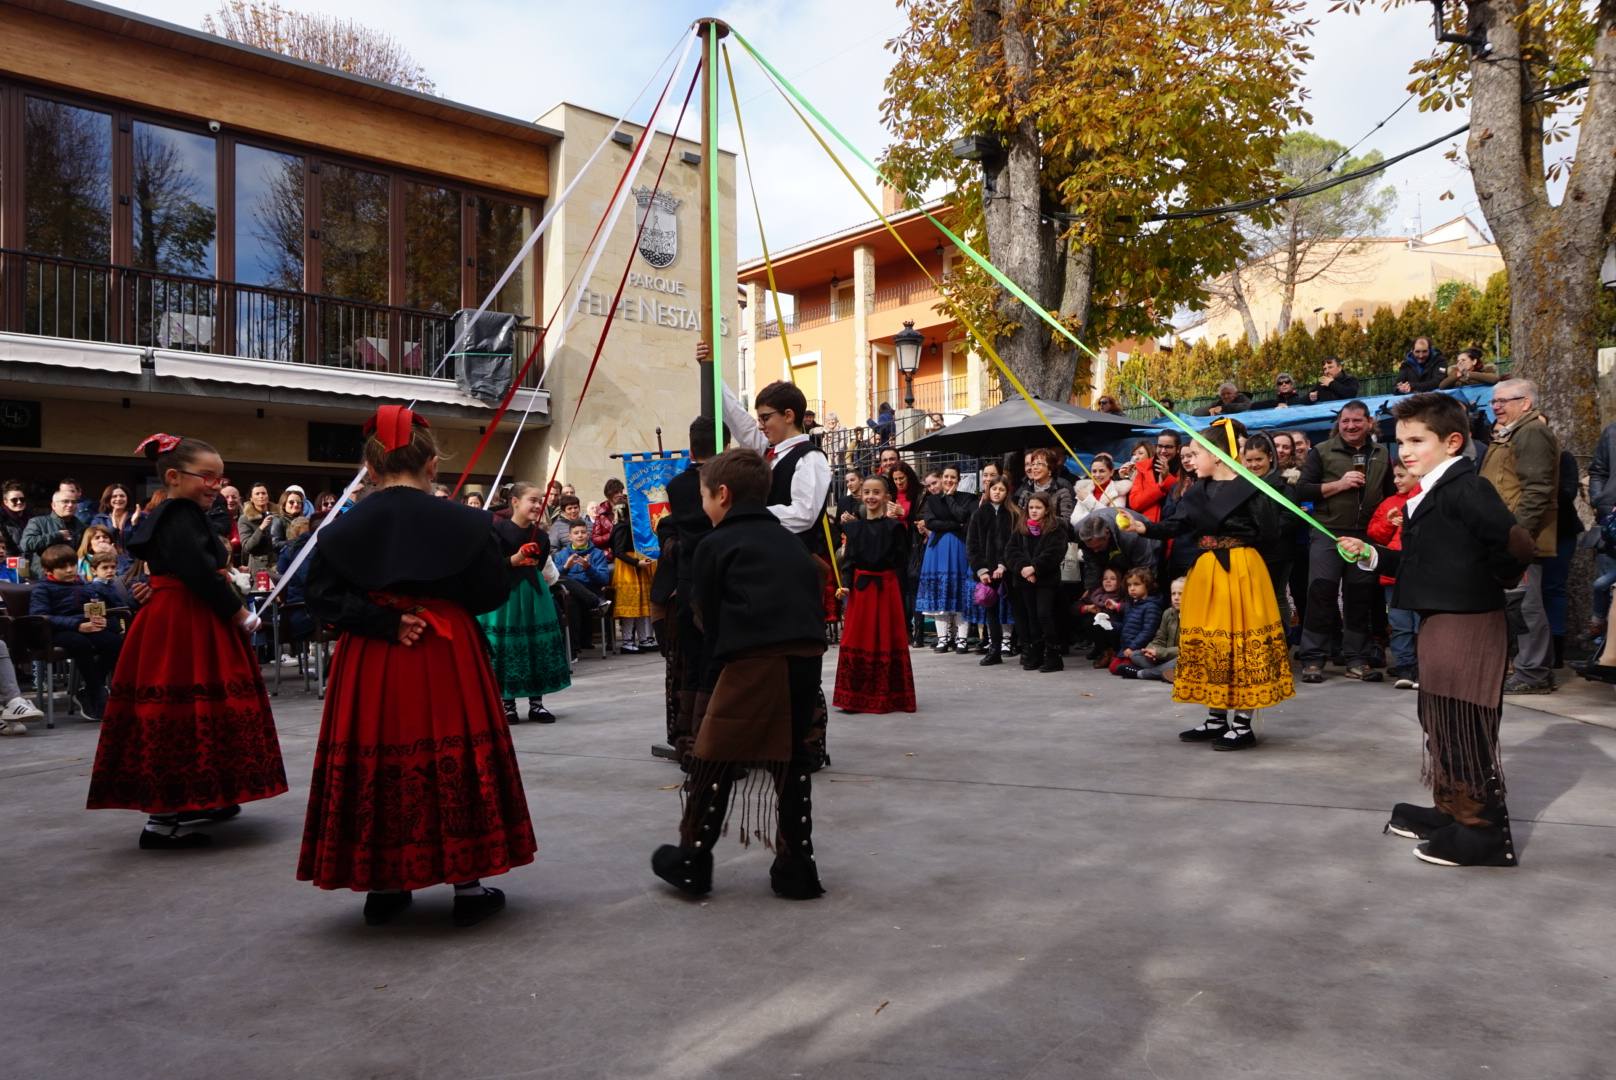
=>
[880,0,1314,401]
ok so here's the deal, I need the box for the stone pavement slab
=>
[3,649,1614,1079]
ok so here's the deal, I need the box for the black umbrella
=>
[903,396,1143,455]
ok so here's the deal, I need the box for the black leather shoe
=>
[363,891,413,926]
[503,699,520,724]
[1039,652,1064,673]
[452,886,507,926]
[1179,716,1229,742]
[139,828,212,850]
[652,845,713,896]
[1577,661,1616,684]
[528,703,556,723]
[178,804,241,827]
[979,651,1002,666]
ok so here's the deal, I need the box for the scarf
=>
[1028,520,1043,536]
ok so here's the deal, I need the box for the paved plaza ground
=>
[4,648,1615,1079]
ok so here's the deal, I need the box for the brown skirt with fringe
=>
[1415,610,1507,811]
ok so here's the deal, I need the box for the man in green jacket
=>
[1293,401,1395,682]
[1480,379,1560,693]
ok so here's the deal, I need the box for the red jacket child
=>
[1366,489,1412,588]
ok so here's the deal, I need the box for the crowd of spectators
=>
[821,371,1599,697]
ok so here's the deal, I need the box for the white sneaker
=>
[279,654,298,666]
[2,697,43,722]
[0,719,28,736]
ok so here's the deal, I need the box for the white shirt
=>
[1404,454,1461,520]
[723,383,833,536]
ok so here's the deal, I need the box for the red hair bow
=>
[363,405,429,451]
[134,433,181,457]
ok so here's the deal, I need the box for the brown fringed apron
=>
[681,642,825,852]
[1416,611,1508,824]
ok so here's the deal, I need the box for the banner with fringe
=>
[621,451,690,560]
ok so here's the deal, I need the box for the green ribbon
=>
[731,29,1352,555]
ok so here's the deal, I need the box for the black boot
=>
[1385,803,1454,840]
[979,647,1003,667]
[1413,777,1517,868]
[770,854,825,900]
[1552,633,1566,670]
[1039,650,1064,673]
[1020,643,1044,671]
[652,844,714,896]
[771,765,823,899]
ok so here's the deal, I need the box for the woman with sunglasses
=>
[88,435,286,850]
[0,481,29,557]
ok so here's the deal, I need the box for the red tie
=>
[765,446,777,463]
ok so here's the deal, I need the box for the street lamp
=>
[895,320,924,409]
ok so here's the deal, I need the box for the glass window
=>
[23,97,111,262]
[319,163,388,304]
[475,196,534,316]
[403,181,460,312]
[235,145,305,363]
[131,121,216,276]
[235,144,304,290]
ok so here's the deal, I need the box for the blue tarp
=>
[1072,386,1497,469]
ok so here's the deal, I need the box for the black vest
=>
[768,440,829,557]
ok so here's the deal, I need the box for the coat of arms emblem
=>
[632,187,680,269]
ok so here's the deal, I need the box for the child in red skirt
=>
[833,477,915,713]
[87,435,286,849]
[298,405,537,927]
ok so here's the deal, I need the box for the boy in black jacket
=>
[1339,393,1535,868]
[651,448,829,900]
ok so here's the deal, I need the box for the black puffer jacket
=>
[1005,520,1069,584]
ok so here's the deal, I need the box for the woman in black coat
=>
[966,476,1019,664]
[1005,491,1069,673]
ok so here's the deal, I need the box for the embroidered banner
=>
[621,451,689,560]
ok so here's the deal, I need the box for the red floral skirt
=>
[832,569,916,714]
[88,576,287,813]
[297,597,536,892]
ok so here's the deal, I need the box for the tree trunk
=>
[1048,240,1095,398]
[974,0,1061,400]
[1462,0,1616,642]
[1228,265,1262,348]
[1274,216,1298,336]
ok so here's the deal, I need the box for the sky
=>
[121,0,1491,258]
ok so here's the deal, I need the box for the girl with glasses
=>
[88,435,285,850]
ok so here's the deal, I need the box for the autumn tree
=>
[1205,130,1396,345]
[1334,0,1616,457]
[881,0,1313,401]
[203,1,437,93]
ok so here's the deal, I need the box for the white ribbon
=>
[488,28,700,495]
[250,34,691,613]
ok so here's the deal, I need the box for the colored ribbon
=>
[732,30,1346,544]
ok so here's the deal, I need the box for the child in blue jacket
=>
[1109,568,1164,675]
[30,543,124,718]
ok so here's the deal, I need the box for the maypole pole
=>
[696,17,729,446]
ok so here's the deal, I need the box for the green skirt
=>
[478,577,572,698]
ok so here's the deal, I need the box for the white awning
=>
[0,332,143,375]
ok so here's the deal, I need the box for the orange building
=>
[738,196,1002,432]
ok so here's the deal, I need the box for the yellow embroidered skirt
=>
[1172,546,1294,712]
[610,556,657,619]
